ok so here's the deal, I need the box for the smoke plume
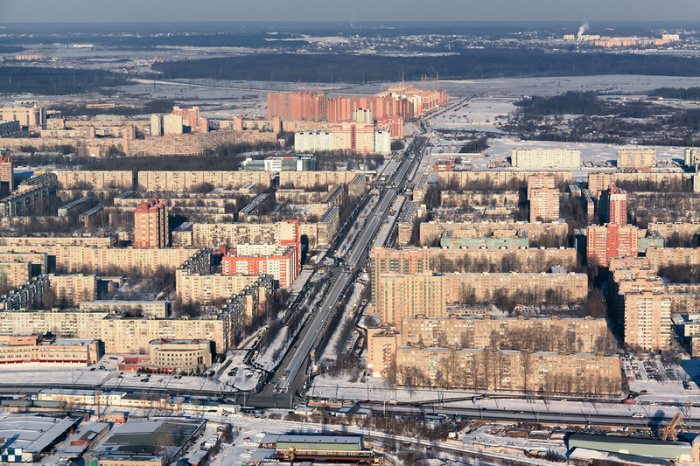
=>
[577,19,589,41]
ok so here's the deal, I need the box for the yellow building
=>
[148,339,213,372]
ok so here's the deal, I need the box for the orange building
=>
[587,224,639,267]
[134,197,169,249]
[222,244,297,289]
[601,184,628,226]
[267,85,447,129]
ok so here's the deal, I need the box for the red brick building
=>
[134,197,169,249]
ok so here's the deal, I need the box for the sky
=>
[0,0,699,23]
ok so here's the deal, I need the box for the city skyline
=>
[1,0,699,23]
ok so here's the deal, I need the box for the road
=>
[264,136,425,398]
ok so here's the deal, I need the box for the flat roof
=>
[92,418,204,460]
[269,434,362,445]
[0,414,80,454]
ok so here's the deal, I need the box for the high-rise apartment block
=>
[586,224,639,267]
[222,244,298,289]
[150,114,164,137]
[684,148,700,169]
[0,156,14,196]
[624,292,672,352]
[134,198,169,249]
[600,184,628,226]
[528,187,560,222]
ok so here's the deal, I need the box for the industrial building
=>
[86,417,206,465]
[0,414,80,463]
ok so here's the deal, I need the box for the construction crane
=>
[659,413,683,442]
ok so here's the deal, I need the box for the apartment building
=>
[0,277,272,353]
[54,170,134,190]
[588,172,693,198]
[586,224,639,267]
[48,274,97,306]
[79,300,170,319]
[294,122,392,155]
[175,270,264,304]
[374,271,587,325]
[393,347,620,395]
[0,235,114,248]
[0,260,32,289]
[279,171,361,189]
[600,185,628,226]
[617,147,656,169]
[0,251,47,275]
[646,247,700,270]
[419,221,569,246]
[136,170,271,192]
[0,156,14,196]
[191,220,300,256]
[398,316,610,353]
[0,245,198,275]
[511,148,581,169]
[134,198,169,249]
[624,292,672,352]
[685,148,700,168]
[0,105,46,130]
[528,187,560,222]
[222,244,298,289]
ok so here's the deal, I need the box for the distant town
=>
[0,18,699,466]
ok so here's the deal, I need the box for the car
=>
[632,412,644,418]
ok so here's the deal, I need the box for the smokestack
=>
[577,19,590,41]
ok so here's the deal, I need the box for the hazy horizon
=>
[1,0,699,23]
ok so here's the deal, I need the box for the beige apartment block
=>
[399,316,611,354]
[137,170,271,192]
[0,235,114,248]
[0,310,232,354]
[0,251,48,274]
[279,171,359,189]
[54,170,134,190]
[646,247,700,270]
[419,221,569,246]
[175,270,263,304]
[0,245,199,274]
[433,170,572,192]
[48,274,97,306]
[374,271,587,326]
[393,347,621,395]
[588,172,693,198]
[624,292,672,352]
[191,220,299,250]
[617,147,657,169]
[511,148,581,170]
[528,187,560,222]
[0,260,32,289]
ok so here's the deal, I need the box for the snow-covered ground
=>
[320,282,365,364]
[255,326,289,372]
[428,97,514,132]
[427,134,685,173]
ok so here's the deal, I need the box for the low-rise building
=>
[0,334,103,365]
[148,339,213,372]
